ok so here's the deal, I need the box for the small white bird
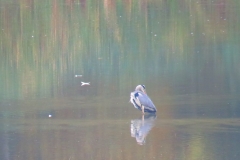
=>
[81,82,90,86]
[75,75,82,77]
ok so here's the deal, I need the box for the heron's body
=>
[130,85,157,114]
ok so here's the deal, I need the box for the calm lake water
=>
[1,0,240,160]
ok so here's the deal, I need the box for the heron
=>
[130,85,157,114]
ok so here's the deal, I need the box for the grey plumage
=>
[130,85,157,113]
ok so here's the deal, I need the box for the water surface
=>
[0,0,240,160]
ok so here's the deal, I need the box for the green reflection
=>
[0,1,240,159]
[0,0,240,100]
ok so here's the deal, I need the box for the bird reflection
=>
[130,113,156,145]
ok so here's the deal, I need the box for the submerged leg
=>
[141,105,145,114]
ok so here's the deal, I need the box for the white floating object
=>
[81,82,90,86]
[49,115,52,117]
[75,75,82,77]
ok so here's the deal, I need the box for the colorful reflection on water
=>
[0,0,240,159]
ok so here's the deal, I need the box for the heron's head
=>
[135,85,146,94]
